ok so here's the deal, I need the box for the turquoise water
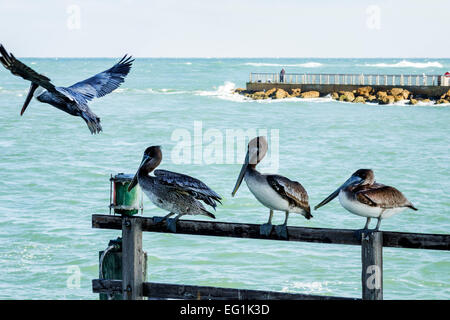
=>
[0,58,449,299]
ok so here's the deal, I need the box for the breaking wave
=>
[363,60,443,68]
[194,81,248,102]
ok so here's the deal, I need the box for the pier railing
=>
[91,214,450,300]
[249,72,448,87]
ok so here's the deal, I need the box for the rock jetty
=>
[233,87,450,105]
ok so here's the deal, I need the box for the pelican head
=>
[20,83,45,116]
[128,145,162,192]
[314,169,374,210]
[231,136,268,196]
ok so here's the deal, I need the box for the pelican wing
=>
[0,44,55,91]
[68,55,134,101]
[356,185,417,210]
[154,169,222,209]
[267,175,311,214]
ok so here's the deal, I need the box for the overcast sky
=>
[0,0,448,58]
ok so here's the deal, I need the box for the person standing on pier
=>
[280,68,285,83]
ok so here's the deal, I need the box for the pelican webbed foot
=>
[354,228,374,241]
[354,217,374,240]
[166,218,177,233]
[153,216,166,224]
[274,211,290,239]
[259,223,273,237]
[166,213,183,233]
[275,224,288,239]
[153,212,175,226]
[260,210,274,237]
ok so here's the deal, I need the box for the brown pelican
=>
[231,136,312,238]
[128,146,222,232]
[0,44,133,134]
[314,169,417,234]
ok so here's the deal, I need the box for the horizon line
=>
[17,56,450,59]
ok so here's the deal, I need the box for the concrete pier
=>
[246,83,450,98]
[246,72,450,98]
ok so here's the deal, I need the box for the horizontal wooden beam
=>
[92,279,357,300]
[92,214,450,251]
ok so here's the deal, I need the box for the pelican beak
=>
[231,151,249,197]
[128,154,150,192]
[314,175,362,210]
[20,83,38,116]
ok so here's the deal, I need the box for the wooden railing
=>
[91,214,450,300]
[249,72,447,86]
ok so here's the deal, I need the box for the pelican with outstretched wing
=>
[128,146,222,232]
[0,44,134,134]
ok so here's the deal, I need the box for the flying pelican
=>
[314,169,417,234]
[128,146,222,232]
[0,44,133,134]
[231,136,312,238]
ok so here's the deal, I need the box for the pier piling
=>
[122,216,145,300]
[361,232,383,300]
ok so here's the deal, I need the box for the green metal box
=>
[109,173,143,216]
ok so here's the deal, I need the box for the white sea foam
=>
[415,100,440,106]
[366,99,438,107]
[194,82,342,104]
[0,88,27,95]
[194,81,248,102]
[363,60,443,68]
[0,141,14,147]
[244,62,323,68]
[281,281,339,294]
[171,62,192,65]
[116,87,190,95]
[254,96,334,104]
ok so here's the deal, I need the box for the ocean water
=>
[0,58,449,300]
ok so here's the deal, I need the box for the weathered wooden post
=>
[122,216,145,300]
[361,232,383,300]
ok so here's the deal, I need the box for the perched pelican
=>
[314,169,417,233]
[231,136,312,238]
[128,146,222,232]
[0,44,133,134]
